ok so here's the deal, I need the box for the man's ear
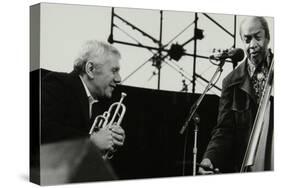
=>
[85,61,95,79]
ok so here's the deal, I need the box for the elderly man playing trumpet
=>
[42,40,126,155]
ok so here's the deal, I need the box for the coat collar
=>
[225,59,257,104]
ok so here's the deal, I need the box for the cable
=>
[164,20,195,48]
[206,69,222,93]
[209,58,221,66]
[162,60,193,83]
[121,57,153,84]
[161,59,218,95]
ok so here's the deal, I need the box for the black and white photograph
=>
[1,1,280,188]
[30,2,274,185]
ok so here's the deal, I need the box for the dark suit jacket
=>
[42,71,95,144]
[203,60,259,172]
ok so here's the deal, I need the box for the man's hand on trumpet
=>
[110,123,125,147]
[90,128,115,152]
[90,124,125,152]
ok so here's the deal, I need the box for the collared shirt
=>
[247,58,269,103]
[247,53,270,78]
[247,59,257,78]
[79,76,98,117]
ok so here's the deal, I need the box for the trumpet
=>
[89,92,127,159]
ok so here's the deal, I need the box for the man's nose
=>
[249,38,258,49]
[114,72,122,83]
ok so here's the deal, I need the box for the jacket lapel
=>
[68,71,90,129]
[237,61,257,104]
[239,76,257,104]
[227,60,257,105]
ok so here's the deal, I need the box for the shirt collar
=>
[247,58,256,78]
[79,75,98,104]
[247,56,270,78]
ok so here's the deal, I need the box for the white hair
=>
[73,40,121,74]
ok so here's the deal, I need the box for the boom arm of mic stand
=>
[179,59,225,134]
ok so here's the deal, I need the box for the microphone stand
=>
[180,59,226,176]
[192,113,200,176]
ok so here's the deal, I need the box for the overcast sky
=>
[38,3,274,95]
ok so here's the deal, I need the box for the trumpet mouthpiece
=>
[121,92,127,98]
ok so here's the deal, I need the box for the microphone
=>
[210,48,245,62]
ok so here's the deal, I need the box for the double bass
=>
[240,53,274,172]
